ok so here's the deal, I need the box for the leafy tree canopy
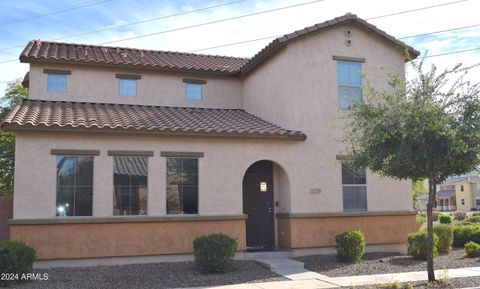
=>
[345,61,480,185]
[0,78,27,196]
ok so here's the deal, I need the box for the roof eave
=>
[1,123,307,141]
[20,56,242,77]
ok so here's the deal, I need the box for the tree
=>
[0,78,28,196]
[344,59,480,282]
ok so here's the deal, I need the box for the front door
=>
[243,160,274,250]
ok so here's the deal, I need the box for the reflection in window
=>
[113,156,148,215]
[167,158,198,214]
[337,61,362,110]
[341,161,367,211]
[56,156,93,216]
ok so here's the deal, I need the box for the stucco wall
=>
[14,131,411,219]
[28,63,243,109]
[455,182,472,211]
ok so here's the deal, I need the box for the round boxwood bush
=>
[335,230,366,263]
[464,241,480,258]
[193,233,237,273]
[407,231,439,260]
[433,224,453,254]
[439,214,453,224]
[0,240,36,287]
[453,224,480,246]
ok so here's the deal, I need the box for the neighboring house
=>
[438,176,480,211]
[1,13,419,262]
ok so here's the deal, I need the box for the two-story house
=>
[437,176,480,212]
[2,13,419,265]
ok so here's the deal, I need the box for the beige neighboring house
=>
[438,176,480,212]
[1,14,419,263]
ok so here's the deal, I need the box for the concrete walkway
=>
[175,267,480,289]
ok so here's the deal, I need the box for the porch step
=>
[256,258,304,270]
[242,250,292,260]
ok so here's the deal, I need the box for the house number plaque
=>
[310,188,322,194]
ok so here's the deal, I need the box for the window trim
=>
[43,69,71,75]
[115,74,141,80]
[341,161,368,212]
[47,74,68,93]
[51,149,100,156]
[161,151,204,158]
[118,78,137,97]
[336,60,363,110]
[108,150,153,157]
[182,78,207,85]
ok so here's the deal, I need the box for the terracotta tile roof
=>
[19,14,418,75]
[1,99,306,140]
[20,41,248,75]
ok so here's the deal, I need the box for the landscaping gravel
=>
[295,247,480,277]
[14,260,286,289]
[342,276,480,288]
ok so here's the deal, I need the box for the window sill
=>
[276,210,416,219]
[9,214,247,225]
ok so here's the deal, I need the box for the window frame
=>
[47,74,67,93]
[185,83,203,101]
[336,60,363,110]
[55,155,94,217]
[341,161,368,212]
[166,157,200,215]
[118,78,137,97]
[112,155,149,216]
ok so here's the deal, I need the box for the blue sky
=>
[1,0,480,97]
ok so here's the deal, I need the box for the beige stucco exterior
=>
[455,182,472,211]
[10,21,415,258]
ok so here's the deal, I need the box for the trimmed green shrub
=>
[454,211,467,221]
[433,224,453,254]
[453,224,480,246]
[464,241,480,258]
[407,231,439,260]
[416,214,426,225]
[335,230,366,262]
[0,240,36,287]
[193,233,237,273]
[466,216,480,223]
[439,214,453,224]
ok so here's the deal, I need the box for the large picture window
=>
[167,158,198,214]
[56,156,93,216]
[113,156,148,215]
[337,61,362,110]
[341,161,367,211]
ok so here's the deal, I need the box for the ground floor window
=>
[341,161,367,211]
[56,155,94,216]
[113,156,148,215]
[476,198,480,206]
[167,158,198,214]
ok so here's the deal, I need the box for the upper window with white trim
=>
[337,61,362,110]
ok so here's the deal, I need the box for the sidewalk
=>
[175,267,480,289]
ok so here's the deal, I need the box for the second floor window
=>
[337,61,362,110]
[185,83,203,100]
[119,79,137,96]
[48,74,67,93]
[341,161,367,212]
[461,185,464,192]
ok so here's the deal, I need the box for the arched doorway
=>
[243,160,275,250]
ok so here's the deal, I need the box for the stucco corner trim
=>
[160,151,204,158]
[50,149,100,156]
[9,214,248,225]
[332,55,366,63]
[276,210,416,219]
[107,150,154,157]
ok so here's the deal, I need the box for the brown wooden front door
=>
[243,160,274,250]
